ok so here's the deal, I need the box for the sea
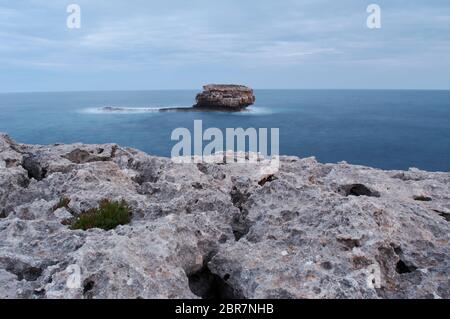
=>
[0,89,449,172]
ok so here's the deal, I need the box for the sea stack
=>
[194,84,256,111]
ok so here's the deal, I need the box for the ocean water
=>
[0,90,449,172]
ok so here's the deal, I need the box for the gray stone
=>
[194,84,256,110]
[0,133,448,299]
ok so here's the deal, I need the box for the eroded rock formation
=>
[0,133,449,299]
[194,84,256,110]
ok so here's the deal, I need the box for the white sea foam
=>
[80,106,192,114]
[229,106,274,116]
[79,105,274,115]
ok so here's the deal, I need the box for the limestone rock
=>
[194,84,256,110]
[0,133,449,299]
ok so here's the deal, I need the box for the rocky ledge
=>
[0,133,449,299]
[194,84,256,110]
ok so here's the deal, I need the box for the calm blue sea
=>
[0,90,449,172]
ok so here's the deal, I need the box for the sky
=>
[0,0,449,92]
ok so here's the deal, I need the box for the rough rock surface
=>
[0,133,449,299]
[194,84,256,110]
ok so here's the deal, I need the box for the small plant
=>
[70,199,132,231]
[53,197,71,211]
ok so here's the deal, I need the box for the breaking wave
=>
[79,105,273,115]
[81,106,193,114]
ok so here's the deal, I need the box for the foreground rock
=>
[0,133,449,299]
[194,84,256,111]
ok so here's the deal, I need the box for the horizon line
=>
[1,88,449,94]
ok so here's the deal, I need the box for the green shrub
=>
[70,200,132,231]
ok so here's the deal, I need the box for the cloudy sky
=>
[0,0,449,92]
